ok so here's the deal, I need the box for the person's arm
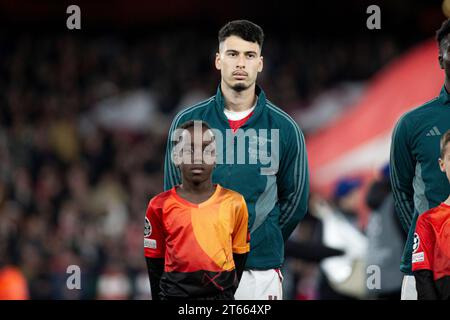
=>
[143,199,166,300]
[145,257,164,301]
[414,270,439,300]
[232,196,250,287]
[284,240,344,263]
[412,215,438,299]
[389,115,416,233]
[232,253,248,284]
[277,120,310,241]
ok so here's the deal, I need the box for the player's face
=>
[179,126,216,185]
[439,142,450,182]
[338,189,361,214]
[215,35,263,92]
[439,35,450,79]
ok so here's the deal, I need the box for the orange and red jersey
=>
[412,202,450,298]
[144,184,249,298]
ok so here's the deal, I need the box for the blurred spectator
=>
[365,164,404,299]
[312,178,369,300]
[96,261,132,300]
[282,212,344,300]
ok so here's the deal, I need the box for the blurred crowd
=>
[284,165,405,300]
[0,30,403,299]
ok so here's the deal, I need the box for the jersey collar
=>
[439,85,450,105]
[214,84,266,128]
[171,184,222,208]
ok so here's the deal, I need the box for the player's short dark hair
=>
[436,19,450,48]
[440,129,450,158]
[218,20,264,49]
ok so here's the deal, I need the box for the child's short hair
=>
[440,129,450,158]
[178,120,212,131]
[172,120,214,147]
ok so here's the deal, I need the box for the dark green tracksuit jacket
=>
[164,85,310,269]
[390,85,450,275]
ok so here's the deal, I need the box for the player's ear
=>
[171,130,185,167]
[172,149,181,168]
[439,158,445,172]
[258,55,263,73]
[215,52,221,70]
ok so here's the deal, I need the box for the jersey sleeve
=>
[390,115,416,233]
[232,195,250,254]
[144,199,166,259]
[412,215,434,272]
[277,119,310,242]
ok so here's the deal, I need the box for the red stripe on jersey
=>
[228,112,254,133]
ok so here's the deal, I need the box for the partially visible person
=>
[365,164,404,299]
[390,19,450,300]
[145,120,249,300]
[163,20,309,300]
[312,178,368,300]
[283,213,344,300]
[412,130,450,300]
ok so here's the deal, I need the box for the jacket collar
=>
[214,84,266,127]
[439,85,450,105]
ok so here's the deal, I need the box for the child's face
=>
[178,126,216,184]
[439,142,450,183]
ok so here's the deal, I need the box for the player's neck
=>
[444,195,450,206]
[445,79,450,94]
[221,81,257,112]
[179,179,215,197]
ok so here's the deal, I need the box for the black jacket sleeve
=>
[414,270,440,300]
[285,240,344,263]
[146,257,165,300]
[233,253,248,288]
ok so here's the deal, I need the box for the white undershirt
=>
[223,97,258,121]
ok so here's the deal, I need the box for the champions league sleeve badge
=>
[413,233,420,253]
[144,217,152,237]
